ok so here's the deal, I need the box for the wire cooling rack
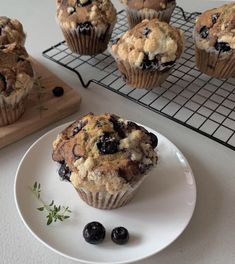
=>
[43,7,235,151]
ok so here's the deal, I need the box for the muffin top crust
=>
[56,0,117,30]
[195,3,235,52]
[0,16,26,46]
[121,0,176,11]
[52,113,158,193]
[0,43,34,97]
[111,19,184,70]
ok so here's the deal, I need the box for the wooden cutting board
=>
[0,58,81,149]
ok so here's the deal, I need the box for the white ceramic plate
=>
[14,122,196,264]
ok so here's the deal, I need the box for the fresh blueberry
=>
[215,41,231,52]
[52,86,64,97]
[78,22,93,35]
[143,27,152,37]
[58,162,71,181]
[199,26,209,39]
[83,222,106,244]
[111,227,129,245]
[97,133,119,154]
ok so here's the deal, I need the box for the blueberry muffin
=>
[194,3,235,79]
[0,43,34,126]
[56,0,117,55]
[0,16,26,46]
[121,0,176,28]
[110,19,184,89]
[52,113,158,209]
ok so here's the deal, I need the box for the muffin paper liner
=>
[117,60,171,90]
[195,46,235,79]
[74,174,148,210]
[60,23,115,55]
[0,75,33,127]
[0,96,26,126]
[126,4,176,28]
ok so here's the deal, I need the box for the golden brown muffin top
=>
[52,113,158,193]
[0,16,26,46]
[121,0,176,11]
[56,0,117,30]
[194,3,235,51]
[0,44,34,97]
[111,19,184,70]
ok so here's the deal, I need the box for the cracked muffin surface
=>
[57,0,117,31]
[52,113,158,194]
[111,18,184,70]
[194,3,235,51]
[0,16,26,46]
[0,43,34,99]
[121,0,176,11]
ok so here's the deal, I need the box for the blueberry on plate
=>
[111,227,129,245]
[52,86,64,97]
[83,222,106,244]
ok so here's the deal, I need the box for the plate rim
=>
[14,121,197,264]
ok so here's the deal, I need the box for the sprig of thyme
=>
[30,182,72,225]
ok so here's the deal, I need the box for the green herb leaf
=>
[30,182,72,226]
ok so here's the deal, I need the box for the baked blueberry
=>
[58,162,71,181]
[211,13,220,24]
[97,133,119,154]
[83,222,106,244]
[0,73,6,87]
[72,120,88,136]
[139,163,151,174]
[143,27,152,37]
[199,26,209,39]
[77,0,92,7]
[111,227,129,245]
[52,86,64,97]
[215,41,231,52]
[111,37,120,45]
[110,116,126,138]
[148,132,158,148]
[78,22,93,35]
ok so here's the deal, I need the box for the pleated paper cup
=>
[74,174,148,210]
[0,76,33,127]
[126,3,176,28]
[60,23,115,56]
[0,97,26,126]
[116,60,171,90]
[195,46,235,79]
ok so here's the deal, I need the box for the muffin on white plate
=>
[110,18,184,89]
[0,43,34,126]
[52,113,158,209]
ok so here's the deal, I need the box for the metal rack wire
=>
[42,7,235,151]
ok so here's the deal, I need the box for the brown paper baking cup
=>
[0,97,26,127]
[126,4,176,28]
[74,175,147,210]
[61,24,114,55]
[117,61,171,89]
[195,46,235,79]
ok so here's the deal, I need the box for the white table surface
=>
[0,1,235,264]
